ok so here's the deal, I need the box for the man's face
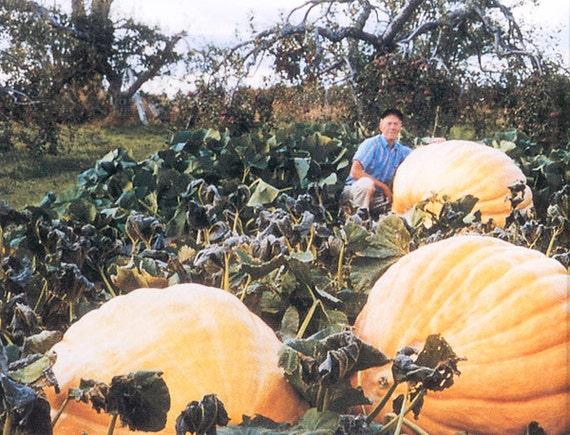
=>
[379,114,402,142]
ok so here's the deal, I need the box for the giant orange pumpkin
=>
[46,283,308,434]
[353,235,569,435]
[391,140,533,227]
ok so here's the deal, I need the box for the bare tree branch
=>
[124,31,187,98]
[381,0,424,45]
[227,0,543,77]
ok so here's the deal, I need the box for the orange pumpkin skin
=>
[353,235,569,435]
[391,140,533,227]
[46,284,308,434]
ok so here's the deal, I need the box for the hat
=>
[380,108,404,122]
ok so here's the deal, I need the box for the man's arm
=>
[349,160,393,202]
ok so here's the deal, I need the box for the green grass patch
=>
[0,123,172,210]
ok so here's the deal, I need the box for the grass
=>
[0,123,173,211]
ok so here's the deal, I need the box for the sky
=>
[110,0,569,52]
[47,0,569,93]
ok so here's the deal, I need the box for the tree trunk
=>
[115,93,134,120]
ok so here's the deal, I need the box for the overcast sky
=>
[112,0,568,45]
[114,0,295,39]
[47,0,568,46]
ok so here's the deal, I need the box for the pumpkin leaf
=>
[294,157,311,187]
[0,344,54,434]
[348,215,411,293]
[392,335,464,392]
[389,335,464,422]
[247,179,280,206]
[176,393,229,435]
[279,329,391,413]
[335,413,383,434]
[415,334,465,392]
[108,370,171,432]
[7,351,57,387]
[526,421,548,435]
[217,414,294,434]
[295,408,341,432]
[0,374,53,434]
[68,372,171,433]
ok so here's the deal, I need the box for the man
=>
[343,108,410,217]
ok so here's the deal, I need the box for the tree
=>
[226,0,563,134]
[0,0,184,151]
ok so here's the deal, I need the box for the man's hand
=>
[376,181,393,202]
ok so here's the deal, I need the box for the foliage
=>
[484,129,570,258]
[355,53,464,134]
[1,0,568,156]
[278,328,392,413]
[0,0,184,153]
[234,0,542,83]
[0,122,566,432]
[0,342,56,434]
[176,394,229,435]
[60,371,170,433]
[497,61,570,144]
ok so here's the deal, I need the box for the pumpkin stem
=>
[373,386,428,435]
[296,296,322,338]
[222,252,230,291]
[33,279,49,312]
[240,274,251,302]
[546,224,563,257]
[107,413,118,435]
[242,166,250,184]
[431,105,440,138]
[393,383,412,434]
[305,226,315,253]
[336,241,345,287]
[232,208,240,234]
[381,413,430,435]
[98,265,117,297]
[2,400,11,435]
[399,417,431,435]
[366,381,398,423]
[51,394,70,428]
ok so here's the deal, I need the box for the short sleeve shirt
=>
[346,134,412,189]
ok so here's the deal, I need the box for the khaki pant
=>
[343,178,391,216]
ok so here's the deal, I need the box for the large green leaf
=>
[247,179,280,206]
[348,215,411,292]
[279,329,390,413]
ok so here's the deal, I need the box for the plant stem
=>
[546,225,563,257]
[222,252,230,291]
[367,381,398,423]
[33,279,48,312]
[296,296,321,339]
[51,395,70,428]
[240,275,251,302]
[305,227,315,253]
[232,208,240,233]
[336,241,345,287]
[107,414,118,435]
[400,417,431,435]
[2,400,11,435]
[99,265,117,297]
[394,384,408,434]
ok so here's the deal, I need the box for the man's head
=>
[380,108,404,123]
[379,108,403,145]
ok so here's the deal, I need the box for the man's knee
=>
[353,177,375,194]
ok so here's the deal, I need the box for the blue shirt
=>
[346,134,412,189]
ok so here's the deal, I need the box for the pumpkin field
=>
[0,122,567,435]
[2,0,569,432]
